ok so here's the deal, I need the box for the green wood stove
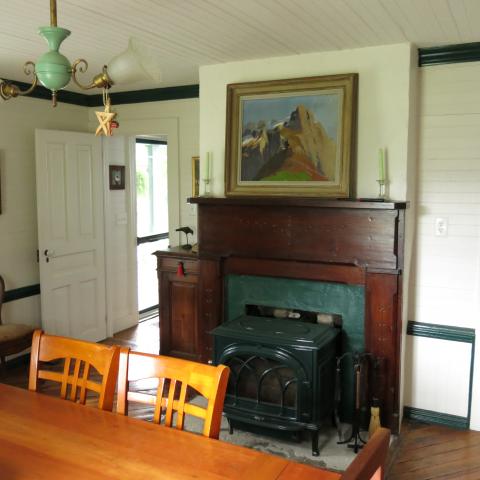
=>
[212,315,340,456]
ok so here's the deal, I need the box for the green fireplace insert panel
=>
[226,274,365,351]
[225,274,366,422]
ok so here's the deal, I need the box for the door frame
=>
[102,118,180,337]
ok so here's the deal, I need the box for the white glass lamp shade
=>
[107,38,162,85]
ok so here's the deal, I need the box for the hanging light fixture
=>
[0,0,161,108]
[0,0,106,107]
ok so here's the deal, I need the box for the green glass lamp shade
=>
[36,26,72,91]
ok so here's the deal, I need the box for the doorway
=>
[135,137,169,317]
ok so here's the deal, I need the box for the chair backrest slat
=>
[79,363,91,404]
[176,382,188,431]
[117,348,229,439]
[69,358,82,401]
[37,370,103,394]
[28,330,120,411]
[341,428,391,480]
[164,378,177,428]
[60,357,71,399]
[153,377,165,423]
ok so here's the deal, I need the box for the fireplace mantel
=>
[189,196,407,433]
[190,197,407,271]
[189,196,407,209]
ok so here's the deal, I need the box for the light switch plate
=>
[435,217,448,237]
[116,212,128,225]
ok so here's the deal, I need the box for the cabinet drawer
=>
[159,257,199,275]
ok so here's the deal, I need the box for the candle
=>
[378,148,385,182]
[205,152,210,180]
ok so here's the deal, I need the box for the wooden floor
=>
[3,318,480,479]
[103,314,159,353]
[388,421,480,480]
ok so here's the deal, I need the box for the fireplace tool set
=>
[335,351,385,453]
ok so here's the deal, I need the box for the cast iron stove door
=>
[218,345,311,425]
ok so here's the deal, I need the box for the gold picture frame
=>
[192,156,200,197]
[225,74,358,197]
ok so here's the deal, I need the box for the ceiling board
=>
[1,0,479,94]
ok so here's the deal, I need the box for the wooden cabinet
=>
[154,248,200,361]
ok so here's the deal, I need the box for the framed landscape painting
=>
[225,74,357,197]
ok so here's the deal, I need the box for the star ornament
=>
[95,104,117,136]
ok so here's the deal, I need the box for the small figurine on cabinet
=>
[175,226,194,250]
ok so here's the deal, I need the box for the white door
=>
[35,129,107,342]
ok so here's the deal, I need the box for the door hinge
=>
[36,249,39,263]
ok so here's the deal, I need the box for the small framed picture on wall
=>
[109,165,125,190]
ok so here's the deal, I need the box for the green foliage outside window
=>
[136,171,147,196]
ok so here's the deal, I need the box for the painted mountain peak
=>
[241,104,337,182]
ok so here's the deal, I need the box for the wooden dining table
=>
[0,383,341,479]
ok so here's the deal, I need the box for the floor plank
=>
[388,420,480,480]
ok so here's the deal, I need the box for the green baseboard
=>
[404,406,469,430]
[4,284,40,303]
[407,321,475,343]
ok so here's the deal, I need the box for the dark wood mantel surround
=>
[189,196,407,433]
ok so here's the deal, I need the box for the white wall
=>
[0,97,88,328]
[406,62,480,428]
[0,95,198,337]
[199,43,415,200]
[88,98,199,243]
[88,98,199,334]
[101,136,138,336]
[399,47,420,426]
[404,336,472,417]
[199,43,418,427]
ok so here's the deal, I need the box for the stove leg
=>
[227,418,234,435]
[311,430,319,456]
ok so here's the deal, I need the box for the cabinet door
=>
[160,272,199,361]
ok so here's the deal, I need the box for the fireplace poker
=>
[336,351,375,453]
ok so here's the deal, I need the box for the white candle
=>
[205,152,210,180]
[378,148,385,182]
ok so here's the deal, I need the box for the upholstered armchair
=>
[0,275,35,375]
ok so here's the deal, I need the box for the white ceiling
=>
[2,0,480,94]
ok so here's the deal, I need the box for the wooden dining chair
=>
[0,275,35,376]
[341,428,391,480]
[28,330,120,411]
[117,348,230,439]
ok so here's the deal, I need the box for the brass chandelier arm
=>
[71,60,113,91]
[50,0,57,27]
[0,62,38,100]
